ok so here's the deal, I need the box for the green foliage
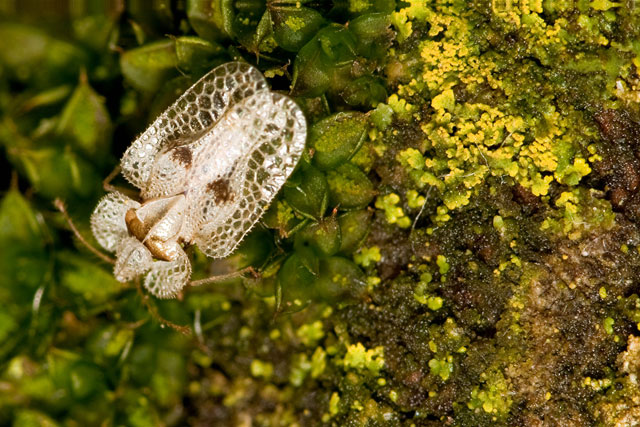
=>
[57,76,112,160]
[120,40,179,93]
[283,162,329,220]
[310,111,368,170]
[1,0,640,425]
[0,23,87,87]
[271,4,326,52]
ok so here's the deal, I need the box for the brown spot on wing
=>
[171,146,192,167]
[207,178,234,204]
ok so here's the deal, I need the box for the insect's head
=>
[125,208,146,242]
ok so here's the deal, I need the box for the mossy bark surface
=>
[2,1,640,425]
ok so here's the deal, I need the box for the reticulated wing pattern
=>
[188,91,307,258]
[143,247,191,299]
[121,62,269,193]
[141,146,193,198]
[91,192,141,252]
[113,237,152,282]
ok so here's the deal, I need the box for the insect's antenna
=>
[188,266,259,288]
[53,199,116,265]
[134,278,192,336]
[102,165,121,191]
[102,165,139,199]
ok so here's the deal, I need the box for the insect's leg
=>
[134,277,192,336]
[54,198,116,264]
[102,165,139,199]
[188,266,259,288]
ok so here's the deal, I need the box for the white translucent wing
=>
[91,192,141,252]
[186,91,307,258]
[143,246,191,299]
[113,237,152,282]
[121,62,269,193]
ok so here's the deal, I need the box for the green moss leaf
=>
[349,12,394,59]
[72,14,117,51]
[340,76,387,107]
[0,310,18,348]
[0,243,47,299]
[327,162,376,209]
[271,6,326,52]
[296,243,321,276]
[120,390,160,427]
[17,85,73,113]
[0,23,87,87]
[12,147,99,198]
[69,361,105,400]
[292,24,357,97]
[295,216,342,257]
[310,112,368,170]
[262,199,305,237]
[87,325,134,364]
[151,349,186,407]
[0,191,49,298]
[58,252,122,303]
[234,9,276,54]
[187,0,235,41]
[13,409,59,427]
[56,77,112,160]
[283,162,329,220]
[337,209,373,253]
[344,0,396,15]
[0,190,45,246]
[313,256,366,301]
[128,344,157,386]
[147,76,194,120]
[175,36,225,73]
[278,253,317,307]
[224,226,275,270]
[120,40,178,93]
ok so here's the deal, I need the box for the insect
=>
[87,62,307,298]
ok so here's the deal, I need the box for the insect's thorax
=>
[125,194,190,261]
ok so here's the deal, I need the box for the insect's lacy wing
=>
[91,192,141,252]
[190,91,307,258]
[120,62,269,192]
[114,236,152,282]
[143,245,191,299]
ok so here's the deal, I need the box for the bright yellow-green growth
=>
[344,343,385,375]
[541,189,616,240]
[375,193,411,228]
[468,371,513,416]
[428,355,453,381]
[354,246,381,268]
[385,0,612,227]
[296,321,325,347]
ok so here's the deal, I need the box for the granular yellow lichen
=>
[383,0,609,225]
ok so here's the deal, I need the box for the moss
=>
[428,355,454,381]
[436,254,450,275]
[353,246,381,268]
[343,343,385,376]
[3,0,640,425]
[467,371,513,417]
[296,320,325,347]
[374,193,411,228]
